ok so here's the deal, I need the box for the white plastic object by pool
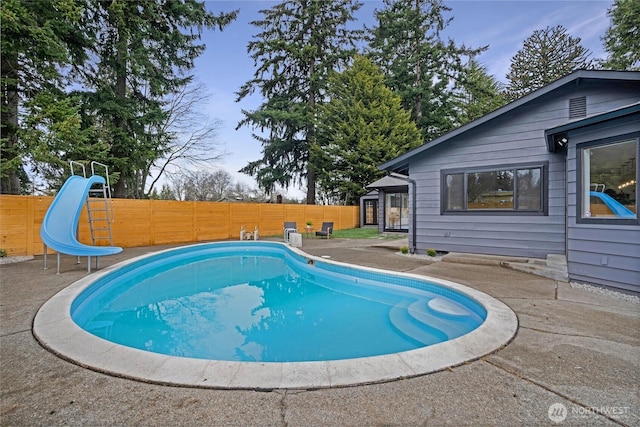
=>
[33,242,517,390]
[288,232,302,247]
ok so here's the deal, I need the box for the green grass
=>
[331,228,405,239]
[263,227,405,240]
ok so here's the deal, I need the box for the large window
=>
[385,192,409,231]
[578,138,638,224]
[442,163,546,214]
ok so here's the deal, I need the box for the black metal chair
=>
[315,222,333,239]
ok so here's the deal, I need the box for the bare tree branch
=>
[144,81,227,197]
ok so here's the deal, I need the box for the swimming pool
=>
[34,242,517,389]
[71,242,486,362]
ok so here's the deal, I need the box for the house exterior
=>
[376,70,640,293]
[360,176,408,231]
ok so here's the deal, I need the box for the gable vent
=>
[569,96,587,119]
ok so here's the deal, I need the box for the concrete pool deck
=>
[31,241,517,390]
[1,237,638,425]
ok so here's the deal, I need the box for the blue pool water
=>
[71,242,486,362]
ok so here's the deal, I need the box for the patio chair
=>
[315,222,333,239]
[284,222,298,243]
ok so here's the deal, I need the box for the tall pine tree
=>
[315,56,422,205]
[454,59,507,125]
[0,0,88,194]
[80,0,237,197]
[367,0,484,142]
[236,0,362,204]
[602,0,640,70]
[506,25,593,100]
[1,0,236,196]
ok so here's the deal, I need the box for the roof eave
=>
[379,70,640,171]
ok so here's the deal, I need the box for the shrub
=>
[0,249,6,257]
[426,248,438,257]
[400,246,409,254]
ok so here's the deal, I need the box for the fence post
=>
[27,196,35,256]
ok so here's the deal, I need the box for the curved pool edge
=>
[33,241,518,390]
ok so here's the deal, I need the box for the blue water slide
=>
[41,175,122,272]
[589,191,636,218]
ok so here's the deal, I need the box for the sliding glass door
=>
[385,192,409,231]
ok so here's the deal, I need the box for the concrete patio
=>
[1,237,638,426]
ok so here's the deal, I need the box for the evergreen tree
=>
[79,1,237,198]
[506,25,593,100]
[1,0,236,196]
[602,0,640,70]
[315,56,422,205]
[1,0,88,194]
[367,0,484,142]
[454,59,507,125]
[236,0,362,204]
[21,91,109,192]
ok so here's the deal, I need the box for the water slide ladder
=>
[71,161,116,247]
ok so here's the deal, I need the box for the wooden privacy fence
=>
[0,195,360,256]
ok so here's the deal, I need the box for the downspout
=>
[409,177,417,254]
[389,172,417,254]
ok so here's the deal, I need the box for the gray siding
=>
[565,115,640,292]
[408,81,640,260]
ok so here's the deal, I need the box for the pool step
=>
[406,300,473,339]
[388,302,448,346]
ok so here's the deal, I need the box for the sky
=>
[181,0,614,200]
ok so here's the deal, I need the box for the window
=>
[442,163,546,214]
[385,192,409,231]
[578,138,638,224]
